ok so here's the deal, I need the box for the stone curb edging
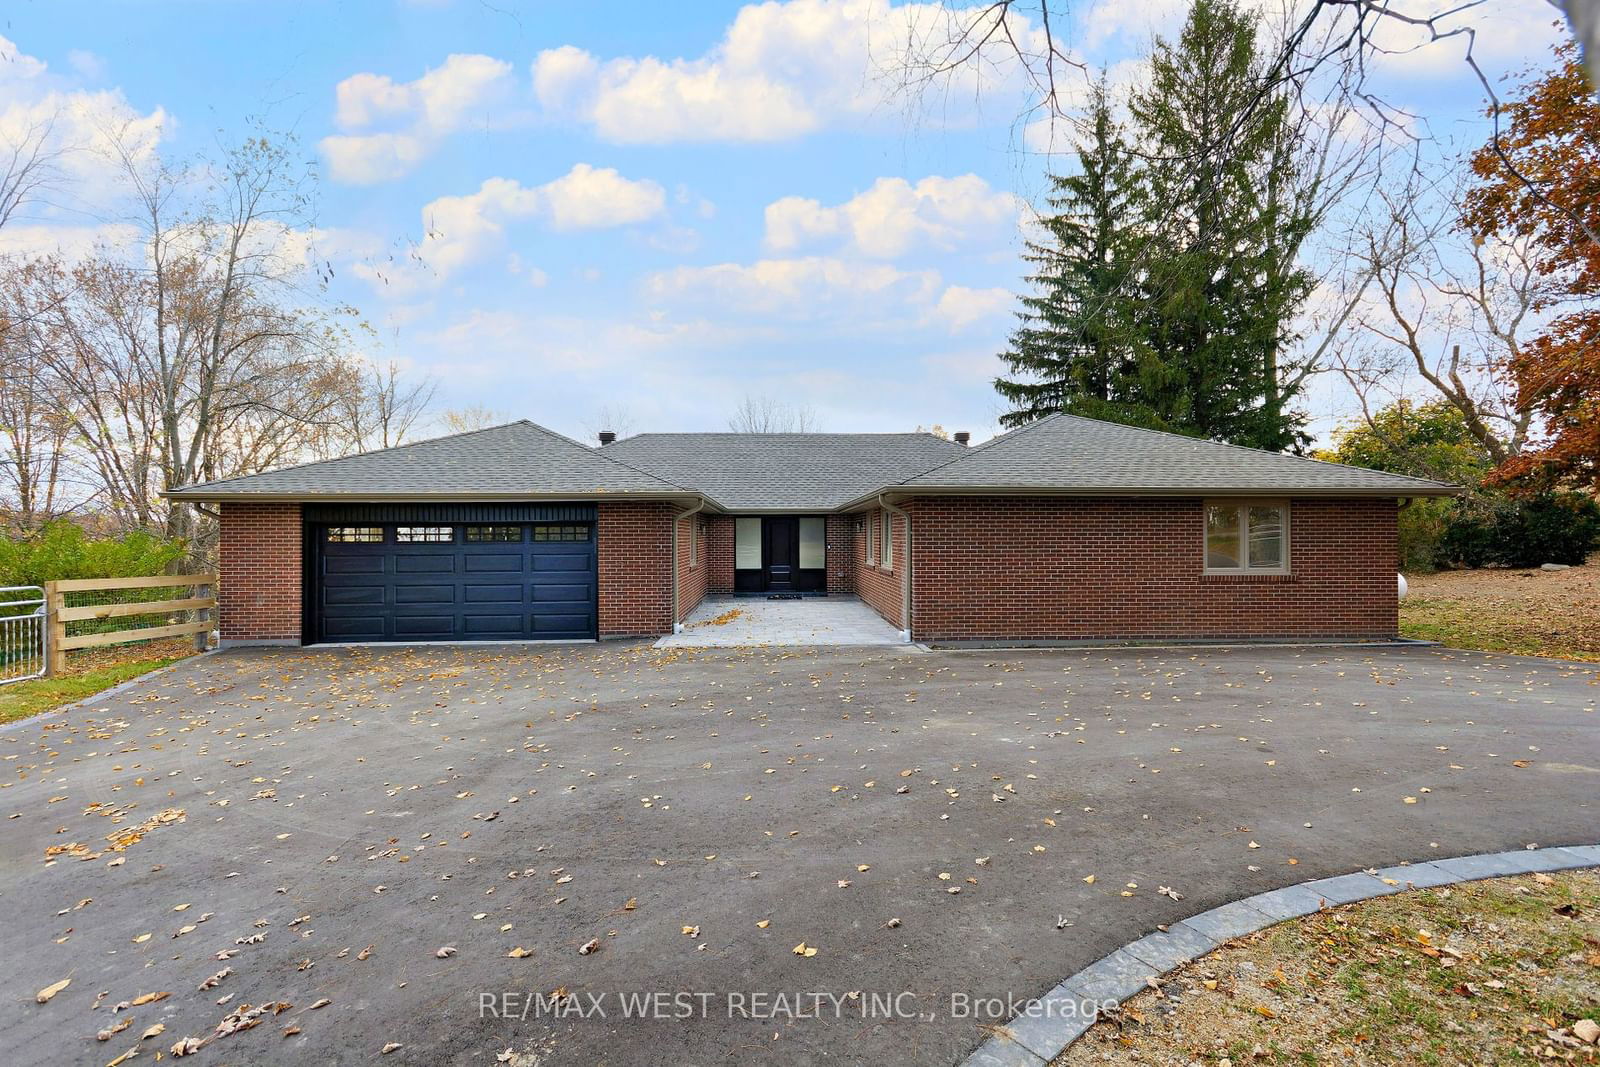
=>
[963,844,1600,1067]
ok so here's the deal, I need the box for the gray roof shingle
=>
[602,432,967,510]
[167,421,691,500]
[169,414,1456,507]
[890,414,1456,497]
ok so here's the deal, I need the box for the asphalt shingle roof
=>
[894,413,1456,496]
[168,414,1456,506]
[601,432,968,510]
[167,421,689,499]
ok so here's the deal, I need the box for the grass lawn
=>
[0,638,199,725]
[1056,869,1600,1066]
[1401,557,1600,662]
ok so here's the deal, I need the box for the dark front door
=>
[763,517,798,591]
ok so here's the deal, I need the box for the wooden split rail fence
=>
[41,574,216,677]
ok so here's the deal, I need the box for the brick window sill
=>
[1200,572,1294,583]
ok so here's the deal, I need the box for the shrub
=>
[1437,492,1600,569]
[0,521,186,588]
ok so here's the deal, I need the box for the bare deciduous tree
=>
[1326,169,1552,465]
[0,113,60,234]
[727,395,818,433]
[338,360,437,454]
[439,404,508,434]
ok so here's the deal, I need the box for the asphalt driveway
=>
[2,642,1596,1066]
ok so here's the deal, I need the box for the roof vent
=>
[954,431,970,446]
[598,431,616,446]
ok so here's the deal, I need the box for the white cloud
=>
[934,285,1013,330]
[0,34,168,219]
[357,164,665,292]
[765,174,1023,258]
[645,256,942,321]
[320,53,517,183]
[531,0,1038,144]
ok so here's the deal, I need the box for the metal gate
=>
[0,586,47,685]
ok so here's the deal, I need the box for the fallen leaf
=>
[507,947,533,958]
[792,942,818,957]
[36,978,70,1003]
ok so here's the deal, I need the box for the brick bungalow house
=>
[165,414,1456,646]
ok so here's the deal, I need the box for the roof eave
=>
[834,482,1462,511]
[163,488,717,506]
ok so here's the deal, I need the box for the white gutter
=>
[877,494,913,643]
[669,499,707,634]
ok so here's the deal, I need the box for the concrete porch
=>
[655,594,906,647]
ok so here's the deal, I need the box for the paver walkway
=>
[655,593,906,647]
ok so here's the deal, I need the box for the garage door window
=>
[326,526,383,543]
[533,524,589,542]
[465,525,522,542]
[396,526,453,543]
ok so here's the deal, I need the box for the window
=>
[532,524,589,542]
[1204,502,1288,573]
[396,525,453,543]
[465,525,521,543]
[326,526,382,543]
[735,517,761,569]
[880,509,893,569]
[690,518,700,566]
[798,517,825,569]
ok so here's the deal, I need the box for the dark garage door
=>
[313,523,596,642]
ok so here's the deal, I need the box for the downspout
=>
[670,499,706,634]
[877,494,912,643]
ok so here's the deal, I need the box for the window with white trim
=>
[880,509,893,569]
[1204,502,1288,573]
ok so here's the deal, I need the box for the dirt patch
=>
[66,637,202,675]
[1402,556,1600,661]
[1054,870,1600,1066]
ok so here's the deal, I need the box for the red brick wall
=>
[855,506,906,629]
[907,496,1398,642]
[706,515,735,594]
[598,500,674,637]
[676,512,710,621]
[218,502,302,643]
[826,513,856,594]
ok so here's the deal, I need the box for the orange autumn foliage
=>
[1463,39,1600,491]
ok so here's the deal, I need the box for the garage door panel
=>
[463,615,524,635]
[313,522,595,642]
[393,555,456,574]
[464,553,525,573]
[323,616,387,639]
[323,586,387,606]
[393,584,456,605]
[392,617,456,638]
[324,555,386,575]
[464,583,524,604]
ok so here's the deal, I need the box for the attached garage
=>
[306,505,597,643]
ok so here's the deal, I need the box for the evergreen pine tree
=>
[995,0,1317,451]
[994,80,1149,430]
[1126,0,1314,450]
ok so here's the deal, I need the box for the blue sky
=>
[1,0,1566,445]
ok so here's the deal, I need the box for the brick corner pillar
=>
[596,500,674,638]
[217,501,303,646]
